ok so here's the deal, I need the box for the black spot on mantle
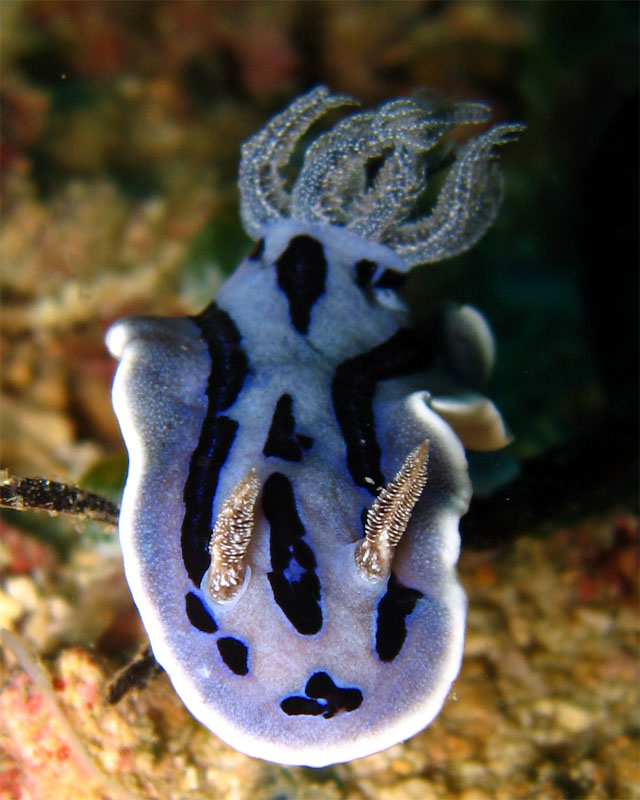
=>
[354,259,405,293]
[355,259,377,288]
[275,235,327,335]
[181,303,249,586]
[217,636,249,676]
[375,572,424,662]
[185,591,218,633]
[374,269,405,290]
[263,393,314,462]
[262,472,322,635]
[280,672,363,718]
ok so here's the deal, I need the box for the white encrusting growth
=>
[205,468,260,603]
[239,85,525,266]
[355,441,430,583]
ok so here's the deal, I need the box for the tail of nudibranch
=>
[239,86,524,268]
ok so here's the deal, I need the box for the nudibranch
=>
[106,87,523,766]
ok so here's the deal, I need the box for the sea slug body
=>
[106,87,522,766]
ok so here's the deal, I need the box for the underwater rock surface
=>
[1,512,638,799]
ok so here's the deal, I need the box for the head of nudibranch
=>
[106,87,523,766]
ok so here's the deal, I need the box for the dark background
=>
[1,0,638,530]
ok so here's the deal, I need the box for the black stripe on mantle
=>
[263,393,314,462]
[262,471,322,635]
[181,303,249,586]
[331,322,440,496]
[275,235,327,335]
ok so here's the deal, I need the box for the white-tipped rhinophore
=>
[355,441,430,583]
